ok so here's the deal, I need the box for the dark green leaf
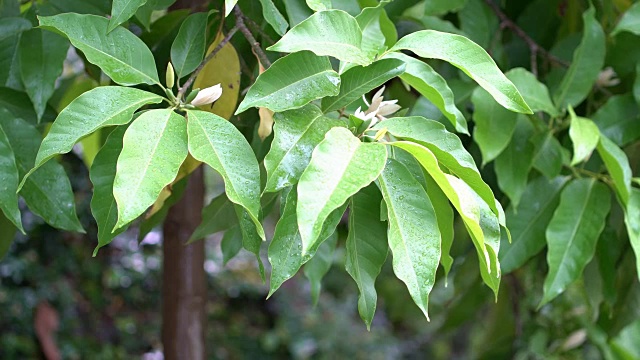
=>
[0,126,23,232]
[0,211,16,260]
[0,17,31,41]
[221,225,242,265]
[304,230,337,306]
[494,116,534,208]
[532,131,564,179]
[592,94,640,147]
[188,193,236,243]
[471,86,517,165]
[235,204,265,281]
[170,12,207,78]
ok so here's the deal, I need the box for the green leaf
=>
[137,176,188,242]
[304,230,337,306]
[21,87,163,187]
[471,86,517,165]
[188,193,236,243]
[221,225,242,265]
[389,141,501,295]
[108,0,148,32]
[532,131,564,179]
[268,189,345,296]
[596,135,632,206]
[186,110,264,239]
[321,58,405,113]
[90,125,129,254]
[499,176,568,273]
[378,158,441,320]
[296,127,387,253]
[390,30,531,114]
[170,12,207,79]
[592,94,640,147]
[384,52,468,134]
[541,178,611,306]
[236,51,340,114]
[0,211,16,260]
[38,13,160,86]
[263,104,344,193]
[635,63,640,105]
[224,0,237,17]
[377,116,499,217]
[0,28,23,90]
[612,2,640,36]
[568,107,600,165]
[625,189,640,283]
[424,0,467,16]
[259,0,288,36]
[267,10,374,66]
[19,28,69,121]
[356,2,397,57]
[135,0,177,31]
[345,184,388,329]
[0,88,56,125]
[0,113,83,232]
[306,0,330,11]
[0,126,23,232]
[424,172,454,281]
[0,17,31,41]
[506,68,559,117]
[235,204,265,281]
[114,109,188,229]
[553,6,605,109]
[494,116,534,208]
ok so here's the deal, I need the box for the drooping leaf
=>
[304,230,338,306]
[625,189,640,282]
[596,135,632,206]
[170,12,207,79]
[186,110,264,239]
[532,131,564,179]
[267,10,374,66]
[612,2,640,36]
[541,178,611,306]
[19,28,69,121]
[384,52,468,134]
[390,141,501,294]
[258,0,288,36]
[221,225,242,265]
[268,189,345,296]
[0,212,16,260]
[90,125,129,253]
[0,113,83,232]
[592,94,640,147]
[378,158,441,320]
[22,87,162,186]
[471,86,518,165]
[113,109,188,229]
[378,116,499,216]
[553,6,605,109]
[108,0,148,32]
[568,107,600,165]
[390,30,532,114]
[499,176,568,273]
[263,104,344,193]
[235,205,265,281]
[424,172,454,280]
[494,116,534,208]
[0,126,23,232]
[39,13,160,86]
[296,127,387,253]
[356,2,397,57]
[345,184,388,329]
[506,68,559,117]
[321,58,405,113]
[188,193,237,243]
[236,51,340,114]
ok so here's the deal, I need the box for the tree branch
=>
[234,6,272,69]
[484,0,569,75]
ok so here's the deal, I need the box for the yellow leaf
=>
[258,107,274,140]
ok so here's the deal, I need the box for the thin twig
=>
[242,14,276,45]
[176,25,239,101]
[234,6,272,69]
[483,0,570,75]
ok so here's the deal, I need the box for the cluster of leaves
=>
[1,0,640,355]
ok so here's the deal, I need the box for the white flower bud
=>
[190,84,223,106]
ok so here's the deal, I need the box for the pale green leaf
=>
[0,126,23,232]
[384,52,468,134]
[224,0,237,17]
[494,116,534,208]
[612,2,640,36]
[321,58,405,112]
[170,12,207,78]
[267,10,374,66]
[390,30,531,114]
[306,0,330,11]
[541,178,611,306]
[378,158,441,320]
[596,135,632,206]
[356,2,397,57]
[186,110,264,239]
[506,68,559,117]
[345,184,388,329]
[297,127,387,253]
[304,230,337,306]
[499,176,568,273]
[259,0,289,36]
[263,104,344,193]
[471,86,517,165]
[21,87,163,187]
[90,125,129,254]
[553,6,605,109]
[39,13,160,86]
[188,193,237,243]
[114,109,188,229]
[236,51,340,114]
[625,189,640,283]
[108,0,148,32]
[568,107,600,165]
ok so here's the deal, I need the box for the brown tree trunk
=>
[162,167,206,360]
